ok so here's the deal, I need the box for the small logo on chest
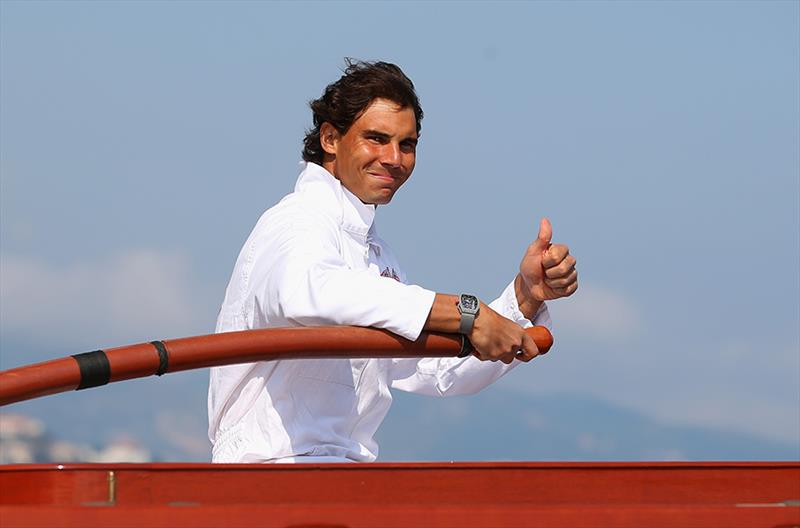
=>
[380,267,401,282]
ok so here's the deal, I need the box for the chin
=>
[374,193,396,205]
[365,188,396,205]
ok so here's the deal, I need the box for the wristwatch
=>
[457,294,480,335]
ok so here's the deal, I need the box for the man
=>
[208,60,578,463]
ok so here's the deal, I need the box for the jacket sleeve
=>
[388,280,552,396]
[251,212,436,341]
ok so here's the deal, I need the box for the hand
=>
[518,218,578,307]
[468,303,540,364]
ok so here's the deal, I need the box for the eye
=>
[400,141,417,154]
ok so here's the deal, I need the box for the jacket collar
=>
[294,161,376,238]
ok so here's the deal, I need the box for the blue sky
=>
[1,1,798,460]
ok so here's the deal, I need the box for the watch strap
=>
[458,335,474,358]
[459,312,476,335]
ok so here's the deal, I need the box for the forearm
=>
[422,293,462,334]
[423,283,545,334]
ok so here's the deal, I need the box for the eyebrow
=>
[363,129,391,140]
[363,129,418,144]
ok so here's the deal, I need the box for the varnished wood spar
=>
[0,325,553,406]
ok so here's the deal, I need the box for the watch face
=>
[460,295,479,312]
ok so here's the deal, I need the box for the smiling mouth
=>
[368,172,396,182]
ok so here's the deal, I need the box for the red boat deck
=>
[1,461,798,527]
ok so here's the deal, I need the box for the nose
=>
[380,142,402,168]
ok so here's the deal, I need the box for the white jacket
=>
[208,162,551,462]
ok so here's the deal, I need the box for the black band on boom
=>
[71,351,111,390]
[150,341,169,376]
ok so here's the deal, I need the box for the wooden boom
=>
[0,325,553,406]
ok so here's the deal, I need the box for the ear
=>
[320,122,340,156]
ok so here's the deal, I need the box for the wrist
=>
[467,300,489,334]
[514,274,543,321]
[456,293,480,334]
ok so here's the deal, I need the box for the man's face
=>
[323,98,418,205]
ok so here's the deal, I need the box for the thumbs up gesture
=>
[517,218,578,314]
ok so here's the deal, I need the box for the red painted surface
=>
[1,462,798,527]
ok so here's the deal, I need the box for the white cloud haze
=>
[1,250,215,356]
[546,283,642,343]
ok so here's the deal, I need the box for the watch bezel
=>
[458,294,480,315]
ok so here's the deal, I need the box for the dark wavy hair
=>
[302,59,423,164]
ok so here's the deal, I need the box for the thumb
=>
[533,217,552,250]
[517,331,540,362]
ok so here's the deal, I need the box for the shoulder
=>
[241,195,342,269]
[255,189,339,238]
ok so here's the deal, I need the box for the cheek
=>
[359,143,381,158]
[404,155,416,174]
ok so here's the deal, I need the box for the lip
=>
[367,172,396,183]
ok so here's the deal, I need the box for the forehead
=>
[350,98,417,137]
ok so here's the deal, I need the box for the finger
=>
[516,332,540,362]
[545,269,578,289]
[542,244,569,268]
[537,218,552,245]
[544,255,576,278]
[531,218,553,252]
[550,282,579,297]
